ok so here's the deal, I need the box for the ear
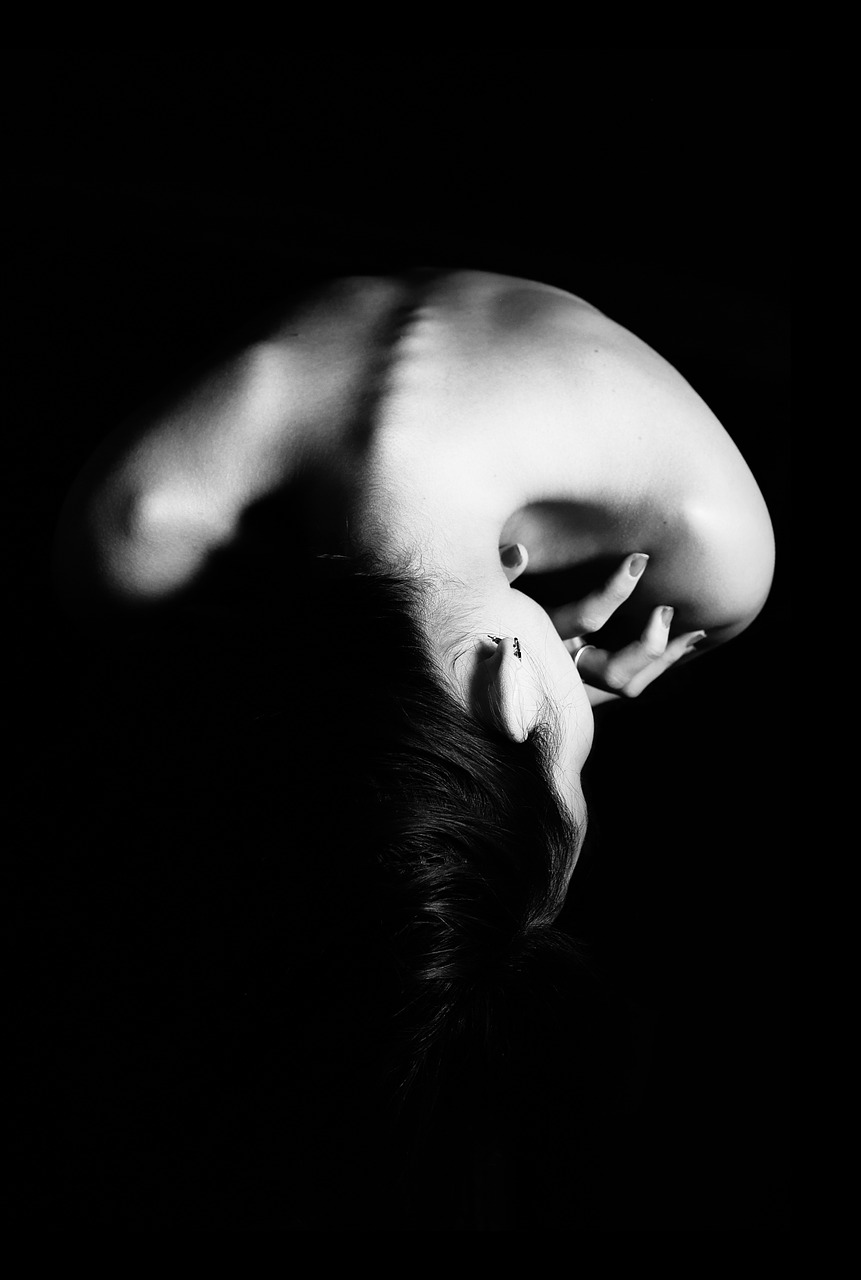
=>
[477,637,537,743]
[499,542,529,584]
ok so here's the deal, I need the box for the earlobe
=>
[480,637,533,743]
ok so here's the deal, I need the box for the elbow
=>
[684,491,776,642]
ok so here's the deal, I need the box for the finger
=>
[549,552,649,638]
[602,605,674,688]
[569,623,706,696]
[499,542,529,583]
[564,641,610,684]
[613,628,708,698]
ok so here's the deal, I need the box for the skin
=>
[53,269,776,844]
[370,474,709,852]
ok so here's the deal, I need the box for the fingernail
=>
[661,606,674,627]
[513,637,522,660]
[629,553,649,577]
[686,631,707,648]
[500,543,522,568]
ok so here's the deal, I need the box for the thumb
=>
[499,542,528,583]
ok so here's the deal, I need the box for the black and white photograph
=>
[7,48,790,1229]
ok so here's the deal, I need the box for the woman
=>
[53,267,775,1221]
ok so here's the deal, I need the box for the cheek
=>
[552,705,591,827]
[567,675,594,767]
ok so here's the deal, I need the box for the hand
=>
[548,553,707,703]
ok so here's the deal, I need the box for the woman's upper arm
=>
[503,299,776,642]
[678,478,775,641]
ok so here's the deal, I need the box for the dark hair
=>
[222,517,586,1105]
[52,496,600,1224]
[329,550,583,1106]
[75,500,585,1139]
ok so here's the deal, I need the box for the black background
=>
[6,49,789,1228]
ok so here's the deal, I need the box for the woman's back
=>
[55,268,773,644]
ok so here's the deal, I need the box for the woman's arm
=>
[489,287,776,649]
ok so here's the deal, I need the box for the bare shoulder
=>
[433,271,776,639]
